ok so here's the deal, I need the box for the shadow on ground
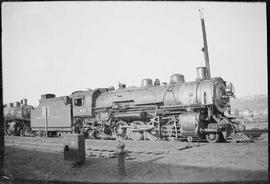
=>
[3,146,268,183]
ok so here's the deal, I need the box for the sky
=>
[2,1,267,106]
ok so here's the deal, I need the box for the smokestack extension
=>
[199,9,211,79]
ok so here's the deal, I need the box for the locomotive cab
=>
[71,90,93,117]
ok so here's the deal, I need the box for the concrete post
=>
[116,142,126,176]
[187,136,193,148]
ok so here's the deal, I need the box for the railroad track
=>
[243,129,268,138]
[5,130,266,159]
[4,136,174,159]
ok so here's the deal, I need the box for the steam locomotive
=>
[70,69,237,143]
[3,99,33,136]
[3,10,243,143]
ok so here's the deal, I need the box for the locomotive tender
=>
[4,10,241,143]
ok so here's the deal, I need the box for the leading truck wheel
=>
[206,133,220,143]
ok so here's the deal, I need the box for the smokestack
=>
[199,9,211,79]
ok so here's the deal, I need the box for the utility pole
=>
[199,9,211,79]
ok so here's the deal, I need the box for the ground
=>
[2,132,269,183]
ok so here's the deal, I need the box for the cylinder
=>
[196,67,207,80]
[169,74,185,84]
[117,143,126,176]
[141,79,153,87]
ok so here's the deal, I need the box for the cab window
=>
[74,98,84,106]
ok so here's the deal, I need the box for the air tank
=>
[169,74,185,84]
[141,79,153,87]
[196,67,207,80]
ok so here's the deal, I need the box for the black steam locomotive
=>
[79,69,237,143]
[3,10,243,143]
[3,99,33,136]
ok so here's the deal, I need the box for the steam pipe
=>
[199,9,211,79]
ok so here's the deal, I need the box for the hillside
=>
[230,94,268,113]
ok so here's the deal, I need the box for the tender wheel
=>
[205,133,220,143]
